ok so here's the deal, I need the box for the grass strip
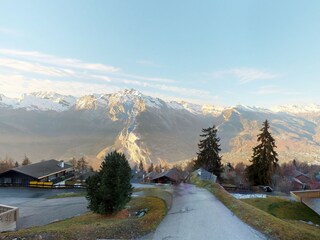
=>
[47,192,87,199]
[242,197,320,224]
[0,196,167,240]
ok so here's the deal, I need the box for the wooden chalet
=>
[0,160,74,186]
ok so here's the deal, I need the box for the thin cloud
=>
[233,68,278,84]
[0,27,18,36]
[0,49,119,73]
[0,74,213,104]
[0,48,209,100]
[211,68,279,84]
[255,86,301,95]
[137,59,160,67]
[0,58,75,77]
[0,74,120,98]
[115,73,176,83]
[0,48,175,83]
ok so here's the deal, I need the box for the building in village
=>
[191,168,217,183]
[0,160,74,186]
[291,170,311,190]
[150,168,182,184]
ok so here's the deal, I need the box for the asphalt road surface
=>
[0,188,88,229]
[152,184,266,240]
[0,183,153,230]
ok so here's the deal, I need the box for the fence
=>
[291,189,320,202]
[0,204,19,232]
[291,189,320,215]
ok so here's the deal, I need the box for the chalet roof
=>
[9,160,72,179]
[151,168,180,182]
[146,171,158,179]
[293,170,310,179]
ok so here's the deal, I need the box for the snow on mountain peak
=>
[1,89,318,117]
[233,104,272,113]
[272,104,320,114]
[168,101,224,116]
[12,92,76,111]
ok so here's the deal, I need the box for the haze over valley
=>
[0,89,319,168]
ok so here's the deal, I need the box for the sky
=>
[0,0,320,107]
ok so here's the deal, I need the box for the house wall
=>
[152,176,177,184]
[39,170,74,184]
[296,175,310,184]
[0,171,36,186]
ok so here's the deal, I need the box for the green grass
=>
[47,192,87,199]
[242,197,320,224]
[0,197,167,240]
[190,176,320,240]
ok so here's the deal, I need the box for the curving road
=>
[0,188,88,229]
[152,184,266,240]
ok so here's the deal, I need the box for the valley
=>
[0,89,319,168]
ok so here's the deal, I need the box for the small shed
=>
[151,168,181,184]
[192,168,217,183]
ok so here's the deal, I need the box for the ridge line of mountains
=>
[0,89,319,169]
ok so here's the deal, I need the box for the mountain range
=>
[0,89,319,169]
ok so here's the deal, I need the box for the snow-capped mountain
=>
[272,104,320,114]
[0,89,319,168]
[0,92,76,111]
[0,89,226,116]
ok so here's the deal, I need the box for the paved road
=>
[0,188,88,229]
[152,184,266,240]
[0,183,155,229]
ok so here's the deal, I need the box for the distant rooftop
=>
[12,159,72,179]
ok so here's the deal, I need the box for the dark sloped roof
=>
[11,159,73,179]
[293,170,310,179]
[146,171,158,179]
[152,168,181,182]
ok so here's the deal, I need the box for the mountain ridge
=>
[0,89,319,168]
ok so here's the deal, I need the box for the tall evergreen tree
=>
[194,125,223,178]
[147,163,154,173]
[247,120,279,185]
[139,160,144,172]
[86,151,132,214]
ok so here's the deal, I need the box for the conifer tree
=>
[22,155,31,165]
[139,160,144,172]
[247,120,279,185]
[194,125,223,178]
[147,163,154,173]
[86,151,132,214]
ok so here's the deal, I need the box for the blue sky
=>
[0,0,319,107]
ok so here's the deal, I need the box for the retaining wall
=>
[0,204,19,232]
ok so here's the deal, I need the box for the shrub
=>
[86,151,133,214]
